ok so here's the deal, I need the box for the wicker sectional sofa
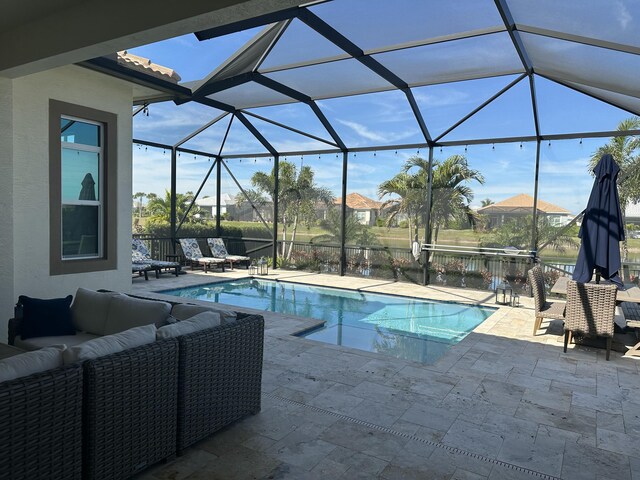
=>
[3,289,264,480]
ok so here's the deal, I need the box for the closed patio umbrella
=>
[572,154,624,289]
[79,173,96,201]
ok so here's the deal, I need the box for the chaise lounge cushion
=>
[171,303,237,324]
[0,345,66,382]
[102,294,171,335]
[15,332,100,351]
[71,287,118,334]
[157,311,221,339]
[19,295,75,340]
[63,324,157,364]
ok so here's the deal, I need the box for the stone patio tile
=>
[522,386,571,411]
[572,391,623,415]
[265,428,338,471]
[451,468,488,480]
[622,400,640,435]
[629,456,640,480]
[537,423,597,448]
[496,433,564,477]
[514,402,597,436]
[345,398,410,428]
[400,401,460,432]
[439,389,494,425]
[532,365,596,389]
[357,357,406,380]
[426,445,494,478]
[550,378,598,396]
[349,380,413,408]
[562,441,631,480]
[185,444,281,480]
[242,433,278,453]
[596,428,640,457]
[441,419,504,458]
[474,378,526,412]
[504,371,551,392]
[487,464,549,480]
[326,445,389,476]
[144,449,218,480]
[597,411,626,433]
[319,421,409,462]
[306,383,365,415]
[479,411,538,442]
[536,355,578,373]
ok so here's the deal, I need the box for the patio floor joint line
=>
[265,392,561,480]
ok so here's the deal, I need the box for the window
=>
[50,100,117,275]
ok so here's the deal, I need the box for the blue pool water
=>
[161,279,495,364]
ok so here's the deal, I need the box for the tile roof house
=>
[333,193,383,226]
[477,193,573,228]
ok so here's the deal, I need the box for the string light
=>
[464,145,468,152]
[579,138,583,144]
[373,151,377,157]
[492,144,495,150]
[519,142,523,149]
[548,140,551,147]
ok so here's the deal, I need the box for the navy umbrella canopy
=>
[572,154,625,288]
[79,173,96,201]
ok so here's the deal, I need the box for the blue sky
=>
[130,27,634,215]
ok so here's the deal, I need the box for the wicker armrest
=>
[176,314,264,452]
[0,364,83,479]
[83,339,179,480]
[8,317,22,346]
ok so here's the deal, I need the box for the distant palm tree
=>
[379,155,484,246]
[146,190,201,225]
[481,198,494,207]
[589,116,640,260]
[252,161,334,259]
[133,191,146,218]
[313,209,379,246]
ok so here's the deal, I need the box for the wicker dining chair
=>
[528,267,566,335]
[564,280,617,360]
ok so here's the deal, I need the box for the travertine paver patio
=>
[133,268,640,480]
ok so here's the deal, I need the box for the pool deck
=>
[134,268,640,480]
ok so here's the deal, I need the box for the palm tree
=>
[379,155,484,246]
[588,116,640,260]
[312,209,379,246]
[133,192,146,218]
[251,161,334,259]
[146,190,201,225]
[481,198,494,207]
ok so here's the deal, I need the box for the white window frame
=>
[60,115,104,260]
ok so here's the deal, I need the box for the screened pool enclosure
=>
[96,0,640,290]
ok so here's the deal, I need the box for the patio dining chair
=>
[207,238,250,269]
[178,238,226,273]
[528,266,566,335]
[564,280,617,360]
[132,238,180,277]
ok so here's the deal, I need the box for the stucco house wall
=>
[0,65,133,341]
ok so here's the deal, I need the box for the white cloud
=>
[615,1,632,29]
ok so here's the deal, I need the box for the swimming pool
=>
[161,279,495,364]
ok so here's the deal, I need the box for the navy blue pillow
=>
[18,295,76,340]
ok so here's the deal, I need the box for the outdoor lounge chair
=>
[178,238,226,273]
[528,267,566,335]
[564,280,617,360]
[132,262,153,280]
[207,238,251,269]
[132,238,180,277]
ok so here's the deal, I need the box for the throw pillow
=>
[156,311,221,339]
[0,345,66,383]
[63,324,157,364]
[71,288,118,335]
[103,294,171,335]
[18,295,75,340]
[171,303,237,324]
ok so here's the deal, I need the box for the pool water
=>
[161,279,495,364]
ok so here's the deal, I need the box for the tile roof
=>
[334,192,382,210]
[477,193,570,214]
[116,51,181,83]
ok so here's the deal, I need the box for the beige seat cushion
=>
[63,324,157,364]
[0,345,66,382]
[103,294,171,335]
[156,311,221,339]
[72,288,119,335]
[15,332,100,351]
[171,303,236,324]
